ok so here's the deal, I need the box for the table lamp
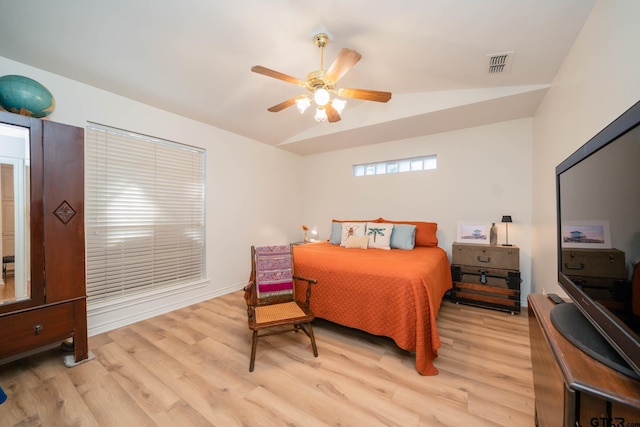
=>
[502,215,513,246]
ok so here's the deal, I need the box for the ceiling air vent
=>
[487,51,514,74]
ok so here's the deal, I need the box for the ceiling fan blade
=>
[267,97,297,112]
[325,48,362,83]
[337,87,392,103]
[251,66,306,86]
[325,103,341,123]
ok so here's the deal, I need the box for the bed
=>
[292,219,452,375]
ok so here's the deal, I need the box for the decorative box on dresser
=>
[528,294,640,427]
[450,242,521,313]
[0,111,88,365]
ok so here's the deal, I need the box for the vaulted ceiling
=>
[0,1,596,155]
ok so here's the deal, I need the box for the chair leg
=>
[249,330,258,372]
[307,322,318,357]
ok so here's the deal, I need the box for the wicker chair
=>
[243,244,318,372]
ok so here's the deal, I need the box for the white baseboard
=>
[87,280,245,336]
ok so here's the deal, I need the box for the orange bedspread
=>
[293,241,452,375]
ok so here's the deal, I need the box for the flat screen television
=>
[555,100,640,379]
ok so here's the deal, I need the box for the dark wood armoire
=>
[0,111,87,365]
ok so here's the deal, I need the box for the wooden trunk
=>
[450,243,521,313]
[451,265,521,312]
[452,243,519,270]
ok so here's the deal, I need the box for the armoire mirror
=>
[0,122,30,304]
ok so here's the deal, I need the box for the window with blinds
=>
[85,123,205,303]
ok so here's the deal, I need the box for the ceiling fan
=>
[251,33,392,123]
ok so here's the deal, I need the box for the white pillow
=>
[345,235,369,249]
[365,222,394,250]
[340,222,366,246]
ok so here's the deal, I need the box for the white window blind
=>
[85,123,205,303]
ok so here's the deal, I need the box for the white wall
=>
[531,0,640,295]
[0,56,303,335]
[301,118,534,304]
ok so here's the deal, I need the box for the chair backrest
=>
[252,245,295,305]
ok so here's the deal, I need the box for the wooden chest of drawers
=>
[450,243,521,313]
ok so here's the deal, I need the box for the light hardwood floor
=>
[0,291,535,426]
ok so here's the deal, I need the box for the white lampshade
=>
[314,88,330,106]
[332,98,346,114]
[295,96,310,114]
[314,108,327,122]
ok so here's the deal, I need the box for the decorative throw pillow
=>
[378,218,438,247]
[344,235,369,249]
[340,222,366,246]
[329,221,343,244]
[365,222,394,250]
[390,224,416,250]
[330,219,378,244]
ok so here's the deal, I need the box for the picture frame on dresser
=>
[456,221,490,244]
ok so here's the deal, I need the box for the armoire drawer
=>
[0,302,75,359]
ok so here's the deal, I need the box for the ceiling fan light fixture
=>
[314,88,330,107]
[314,107,327,122]
[251,32,391,123]
[332,98,346,115]
[295,96,311,114]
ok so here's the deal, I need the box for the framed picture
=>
[561,220,612,249]
[457,222,490,244]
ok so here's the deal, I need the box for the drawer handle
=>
[33,324,43,335]
[477,256,491,263]
[564,262,585,271]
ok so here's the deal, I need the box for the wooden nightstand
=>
[450,242,521,313]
